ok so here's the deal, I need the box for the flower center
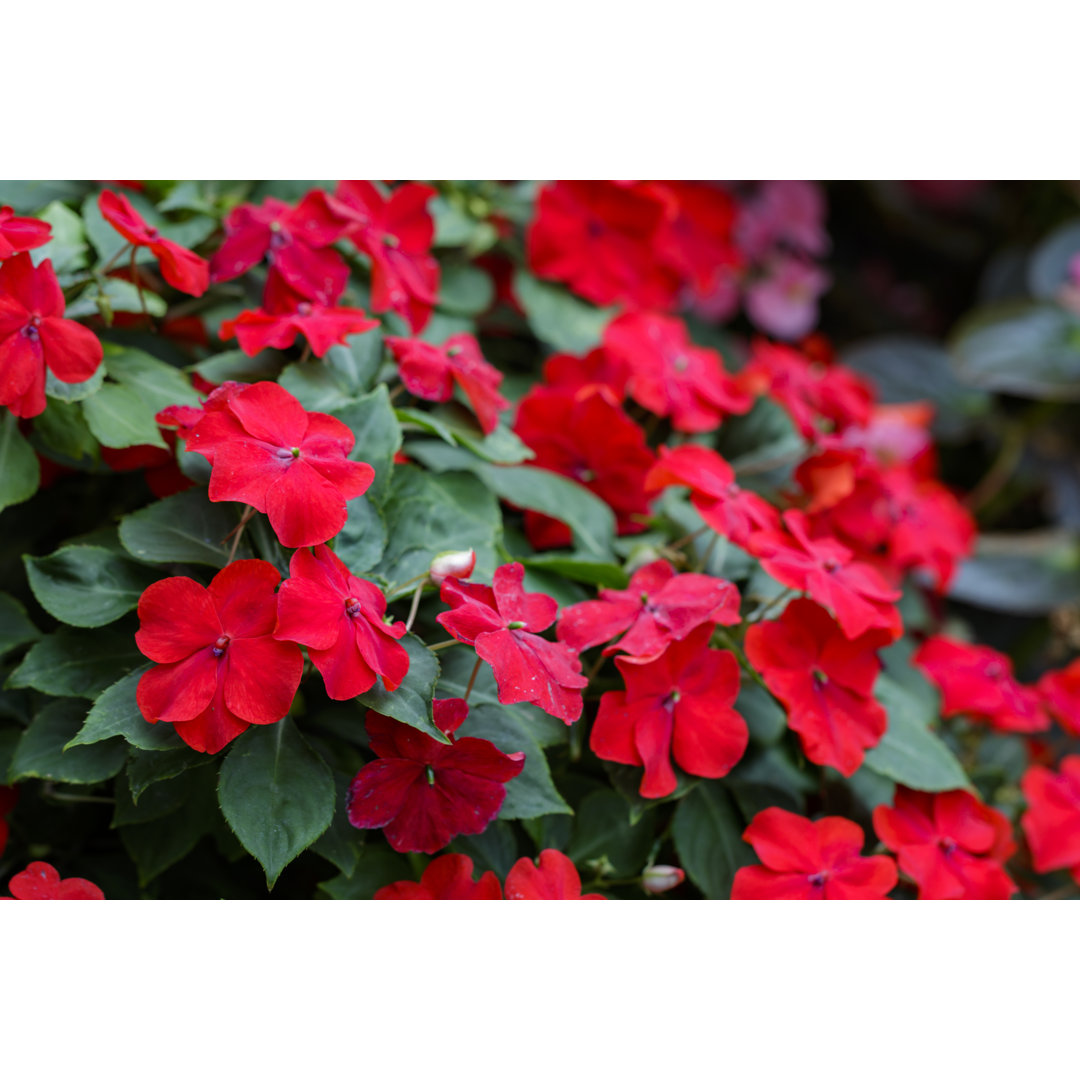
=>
[983,661,1004,679]
[507,620,527,630]
[812,668,828,685]
[673,355,689,373]
[808,871,827,888]
[823,557,840,572]
[21,316,41,341]
[446,345,463,358]
[211,635,230,658]
[344,596,363,618]
[425,765,437,786]
[939,837,958,855]
[296,303,313,317]
[144,226,160,240]
[382,233,399,248]
[662,688,682,711]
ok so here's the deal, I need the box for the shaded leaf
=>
[9,698,125,784]
[672,780,753,899]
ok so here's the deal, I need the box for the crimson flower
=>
[1021,757,1080,882]
[136,561,304,754]
[0,206,51,259]
[4,861,104,900]
[436,563,587,723]
[1038,659,1080,736]
[542,347,629,400]
[347,700,524,854]
[0,253,103,418]
[558,558,740,661]
[732,807,898,900]
[374,853,503,899]
[98,190,209,297]
[274,544,409,700]
[744,599,891,776]
[873,788,1017,900]
[180,380,374,548]
[591,625,746,798]
[386,332,509,434]
[504,849,606,900]
[0,785,16,857]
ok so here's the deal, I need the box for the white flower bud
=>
[429,549,477,585]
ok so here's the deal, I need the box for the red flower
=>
[180,380,374,548]
[98,190,210,297]
[558,558,740,661]
[386,332,509,434]
[602,311,752,432]
[504,849,606,900]
[334,181,440,332]
[347,700,524,854]
[0,785,16,857]
[135,560,304,755]
[744,598,891,776]
[1038,659,1080,736]
[542,347,628,401]
[436,563,587,723]
[5,861,104,900]
[374,853,503,899]
[591,625,746,798]
[732,807,898,900]
[914,636,1049,734]
[274,544,409,700]
[873,787,1017,900]
[1021,757,1080,882]
[0,206,51,259]
[100,431,194,498]
[0,253,103,418]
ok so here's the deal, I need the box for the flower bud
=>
[429,549,476,585]
[641,864,685,894]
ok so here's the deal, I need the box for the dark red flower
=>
[5,861,104,900]
[0,252,103,418]
[591,624,746,798]
[274,544,409,701]
[1021,757,1080,882]
[100,430,194,498]
[504,849,606,900]
[1038,659,1080,736]
[558,558,740,660]
[873,787,1017,900]
[98,190,210,297]
[135,560,304,754]
[386,332,509,434]
[374,852,503,899]
[347,699,524,854]
[180,380,374,548]
[0,206,51,259]
[436,563,587,723]
[732,807,898,900]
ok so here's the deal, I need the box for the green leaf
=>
[118,489,249,567]
[357,634,448,743]
[24,546,158,629]
[0,593,40,658]
[605,762,700,825]
[426,410,534,465]
[333,495,387,575]
[310,771,363,877]
[218,718,336,888]
[192,348,286,385]
[567,789,654,877]
[66,666,184,752]
[318,848,412,899]
[65,278,167,320]
[45,362,106,403]
[514,269,615,352]
[0,180,91,213]
[7,628,142,698]
[127,745,208,799]
[737,681,787,745]
[521,554,628,589]
[82,383,168,449]
[33,201,88,274]
[279,330,382,411]
[1028,219,1080,300]
[8,698,126,784]
[438,263,495,316]
[32,398,99,464]
[672,780,753,899]
[0,412,40,513]
[104,346,200,411]
[449,818,519,878]
[332,385,401,506]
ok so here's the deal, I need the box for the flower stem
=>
[463,657,483,703]
[223,506,257,564]
[404,583,425,633]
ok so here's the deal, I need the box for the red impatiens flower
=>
[334,181,440,332]
[98,190,210,297]
[180,380,375,548]
[0,206,51,259]
[1021,757,1080,882]
[914,635,1049,734]
[873,787,1017,900]
[4,861,104,900]
[1037,658,1080,736]
[744,599,891,776]
[136,561,304,754]
[542,347,629,401]
[374,853,503,899]
[347,699,524,854]
[436,563,587,723]
[274,544,409,700]
[558,558,740,661]
[386,332,509,435]
[0,785,16,857]
[732,807,898,900]
[591,624,747,798]
[0,252,103,418]
[504,849,606,900]
[602,311,753,433]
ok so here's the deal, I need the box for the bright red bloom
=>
[274,544,409,701]
[98,190,209,297]
[1038,659,1080,736]
[180,380,374,548]
[0,785,16,857]
[513,385,655,549]
[732,807,898,900]
[602,312,753,433]
[210,192,350,304]
[644,444,780,547]
[1021,757,1080,882]
[542,347,628,401]
[558,559,740,661]
[914,635,1049,734]
[135,561,303,754]
[744,599,890,776]
[436,563,587,723]
[873,787,1017,900]
[374,853,503,899]
[386,332,509,435]
[0,253,103,418]
[5,861,104,900]
[0,206,51,259]
[591,625,746,798]
[334,181,439,332]
[348,700,524,854]
[504,849,606,900]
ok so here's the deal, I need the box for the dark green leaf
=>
[82,383,168,449]
[450,818,519,878]
[0,411,40,513]
[309,771,362,877]
[104,346,200,411]
[439,263,495,316]
[279,330,382,411]
[567,789,654,877]
[332,385,401,506]
[0,593,40,658]
[45,362,106,403]
[9,698,126,783]
[118,489,249,567]
[672,780,753,899]
[1028,219,1080,300]
[127,745,208,799]
[357,634,448,743]
[333,495,387,575]
[0,181,91,213]
[192,348,286,385]
[7,628,142,698]
[35,201,88,274]
[66,666,184,752]
[32,398,99,464]
[514,269,615,352]
[737,681,788,745]
[521,554,628,589]
[318,848,412,899]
